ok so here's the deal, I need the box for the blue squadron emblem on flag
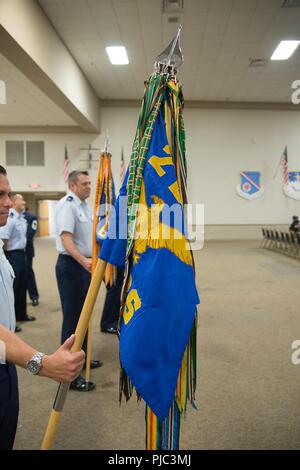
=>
[284,171,300,200]
[236,171,264,200]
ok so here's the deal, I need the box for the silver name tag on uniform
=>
[78,213,88,222]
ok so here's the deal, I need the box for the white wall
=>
[185,108,300,225]
[48,200,58,235]
[0,106,300,226]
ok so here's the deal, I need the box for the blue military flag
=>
[96,177,116,245]
[119,110,198,421]
[99,171,128,267]
[99,42,199,450]
[100,109,199,422]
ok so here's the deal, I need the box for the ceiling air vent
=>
[249,58,267,67]
[168,16,179,23]
[282,0,300,7]
[163,0,184,13]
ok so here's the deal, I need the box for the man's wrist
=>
[79,254,86,266]
[38,354,49,377]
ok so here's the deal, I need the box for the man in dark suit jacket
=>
[23,209,39,306]
[289,215,300,233]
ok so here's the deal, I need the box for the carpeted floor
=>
[13,237,300,450]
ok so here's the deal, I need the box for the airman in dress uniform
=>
[0,194,36,331]
[0,165,85,450]
[23,208,39,306]
[55,170,102,392]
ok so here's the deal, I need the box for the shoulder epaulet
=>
[67,196,73,202]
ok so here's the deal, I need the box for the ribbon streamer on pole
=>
[85,135,115,383]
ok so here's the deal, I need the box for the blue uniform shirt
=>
[0,240,16,333]
[55,191,92,257]
[0,208,27,251]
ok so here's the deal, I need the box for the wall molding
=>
[1,100,299,134]
[203,224,290,241]
[0,126,87,134]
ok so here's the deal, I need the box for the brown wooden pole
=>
[40,258,107,450]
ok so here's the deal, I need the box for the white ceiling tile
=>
[266,21,300,40]
[183,12,207,26]
[207,10,231,23]
[2,0,297,122]
[223,22,249,43]
[228,9,255,22]
[257,0,284,9]
[117,15,139,26]
[184,0,210,13]
[113,0,138,16]
[232,0,259,10]
[138,1,161,16]
[209,0,234,11]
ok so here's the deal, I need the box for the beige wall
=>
[0,106,300,234]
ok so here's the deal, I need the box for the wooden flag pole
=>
[85,321,92,382]
[40,258,107,450]
[85,153,105,383]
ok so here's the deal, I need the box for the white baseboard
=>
[202,225,290,241]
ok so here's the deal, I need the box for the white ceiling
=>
[38,0,300,103]
[0,53,76,126]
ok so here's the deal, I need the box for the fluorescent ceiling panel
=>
[106,46,129,64]
[271,40,300,60]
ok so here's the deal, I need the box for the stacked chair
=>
[261,227,300,259]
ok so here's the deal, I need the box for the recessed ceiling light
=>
[271,40,300,60]
[106,46,129,65]
[163,0,184,12]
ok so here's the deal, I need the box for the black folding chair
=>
[270,230,277,250]
[290,232,299,258]
[285,232,293,257]
[261,228,268,248]
[281,231,288,253]
[296,234,300,259]
[265,229,272,249]
[275,230,283,252]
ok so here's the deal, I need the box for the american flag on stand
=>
[63,144,70,183]
[281,146,289,185]
[120,145,125,184]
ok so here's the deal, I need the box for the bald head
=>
[12,194,26,213]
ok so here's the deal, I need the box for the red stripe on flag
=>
[63,146,70,183]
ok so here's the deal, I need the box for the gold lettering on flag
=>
[149,156,173,177]
[124,289,142,324]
